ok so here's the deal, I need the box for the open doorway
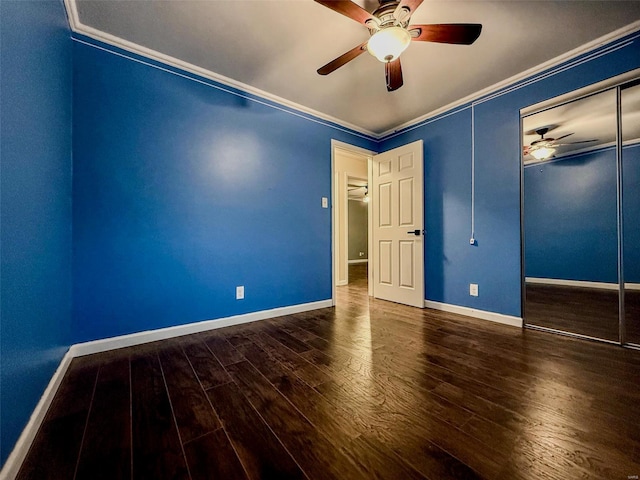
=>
[331,141,374,304]
[347,177,369,290]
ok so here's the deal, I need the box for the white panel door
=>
[372,140,424,308]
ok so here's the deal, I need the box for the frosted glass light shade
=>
[367,27,411,63]
[531,147,556,160]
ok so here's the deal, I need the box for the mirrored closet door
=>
[522,75,639,346]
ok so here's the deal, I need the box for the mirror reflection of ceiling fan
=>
[348,183,370,202]
[314,0,482,91]
[523,127,598,161]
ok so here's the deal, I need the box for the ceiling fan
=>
[314,0,482,92]
[348,183,370,202]
[524,127,598,160]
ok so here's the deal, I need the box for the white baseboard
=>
[424,300,523,328]
[526,277,640,291]
[336,280,348,286]
[526,277,617,290]
[0,351,74,480]
[71,299,333,357]
[0,299,332,478]
[348,259,368,264]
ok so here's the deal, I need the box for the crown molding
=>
[64,0,639,142]
[64,0,380,140]
[378,21,640,140]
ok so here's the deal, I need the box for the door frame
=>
[330,140,376,304]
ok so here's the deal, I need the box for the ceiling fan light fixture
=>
[367,26,411,63]
[363,185,370,203]
[531,146,556,160]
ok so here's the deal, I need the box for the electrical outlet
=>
[469,283,478,297]
[236,286,244,300]
[359,251,365,257]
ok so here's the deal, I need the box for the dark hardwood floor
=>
[525,283,640,343]
[626,290,640,344]
[17,264,640,479]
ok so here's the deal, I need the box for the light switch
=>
[321,197,328,208]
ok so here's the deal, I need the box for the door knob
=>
[407,229,423,236]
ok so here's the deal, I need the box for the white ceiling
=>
[71,0,640,137]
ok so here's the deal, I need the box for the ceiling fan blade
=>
[409,24,482,45]
[385,58,403,92]
[555,139,599,146]
[314,0,377,26]
[394,0,424,20]
[552,133,574,141]
[317,41,368,75]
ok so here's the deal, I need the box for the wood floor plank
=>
[225,361,370,480]
[236,341,362,442]
[180,337,232,390]
[339,434,427,480]
[75,358,131,480]
[315,378,503,479]
[315,380,486,480]
[206,381,305,479]
[296,336,474,431]
[262,324,313,354]
[242,345,440,478]
[299,345,370,378]
[270,317,322,344]
[16,357,100,480]
[158,344,221,443]
[219,324,263,347]
[323,353,474,429]
[131,352,189,480]
[203,334,245,366]
[252,331,331,387]
[184,428,248,480]
[294,317,384,359]
[432,380,529,433]
[513,399,640,476]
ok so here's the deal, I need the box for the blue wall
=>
[71,40,376,343]
[383,109,476,306]
[380,33,640,317]
[0,0,72,465]
[524,143,639,284]
[524,148,619,283]
[623,144,640,284]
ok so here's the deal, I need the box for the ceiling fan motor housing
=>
[370,1,410,31]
